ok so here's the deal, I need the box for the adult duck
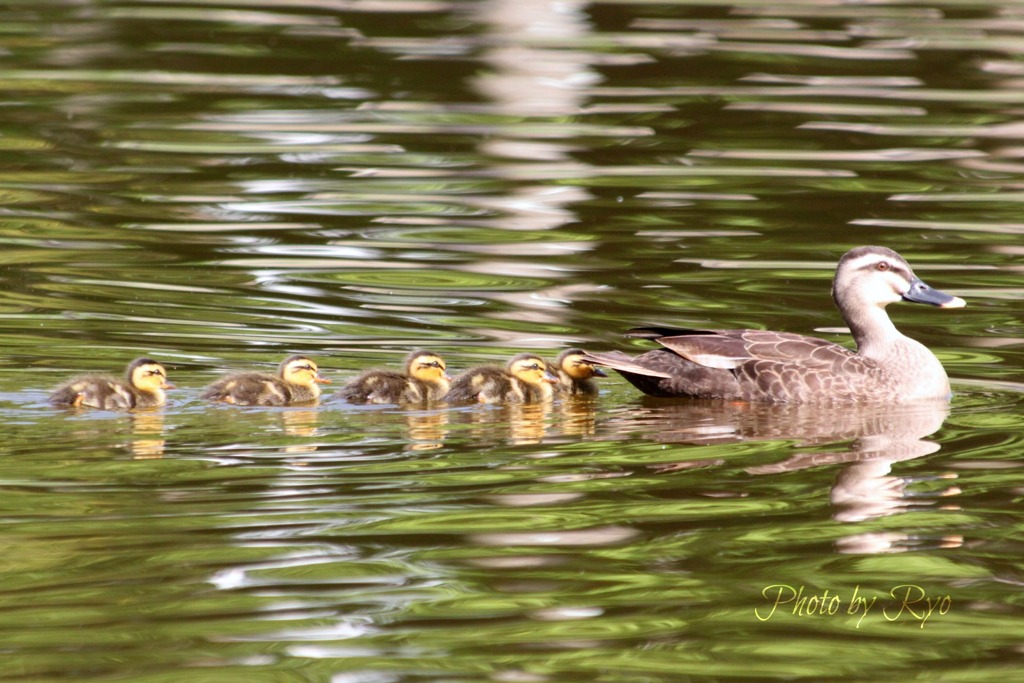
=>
[583,246,965,403]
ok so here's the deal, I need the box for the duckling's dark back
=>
[50,374,135,410]
[444,365,511,403]
[202,372,292,406]
[339,370,410,404]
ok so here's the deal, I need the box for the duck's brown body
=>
[339,350,450,404]
[445,353,558,404]
[584,247,965,404]
[202,355,329,406]
[50,358,173,410]
[589,329,892,402]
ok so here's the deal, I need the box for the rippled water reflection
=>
[2,0,1024,680]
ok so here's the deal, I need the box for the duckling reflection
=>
[279,409,320,438]
[280,409,321,454]
[337,403,450,452]
[507,402,552,445]
[557,396,599,437]
[54,410,169,459]
[449,401,553,445]
[605,399,959,547]
[405,409,450,451]
[129,411,167,459]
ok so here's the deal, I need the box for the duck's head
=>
[406,350,452,384]
[507,353,559,386]
[833,246,966,312]
[128,358,174,393]
[279,355,331,387]
[555,348,607,380]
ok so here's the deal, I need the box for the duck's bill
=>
[315,375,332,384]
[903,278,966,308]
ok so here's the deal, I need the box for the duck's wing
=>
[644,328,858,370]
[648,329,890,402]
[582,348,740,398]
[588,327,874,401]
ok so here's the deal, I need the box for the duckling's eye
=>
[875,261,890,272]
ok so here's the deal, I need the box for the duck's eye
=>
[875,261,890,272]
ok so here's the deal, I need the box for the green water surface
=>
[1,1,1023,681]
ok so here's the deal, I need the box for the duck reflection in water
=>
[449,401,554,446]
[280,409,321,455]
[129,411,167,459]
[557,397,599,438]
[618,398,963,553]
[405,409,450,451]
[341,404,450,452]
[57,411,169,459]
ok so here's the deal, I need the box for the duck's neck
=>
[140,387,167,407]
[845,302,951,400]
[844,301,907,361]
[292,383,321,400]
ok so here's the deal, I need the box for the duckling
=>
[549,348,606,397]
[444,352,559,404]
[338,350,451,404]
[49,358,174,410]
[202,355,330,406]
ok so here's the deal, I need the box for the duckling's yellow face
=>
[510,356,559,387]
[409,353,451,384]
[282,357,330,387]
[130,362,173,393]
[560,352,607,380]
